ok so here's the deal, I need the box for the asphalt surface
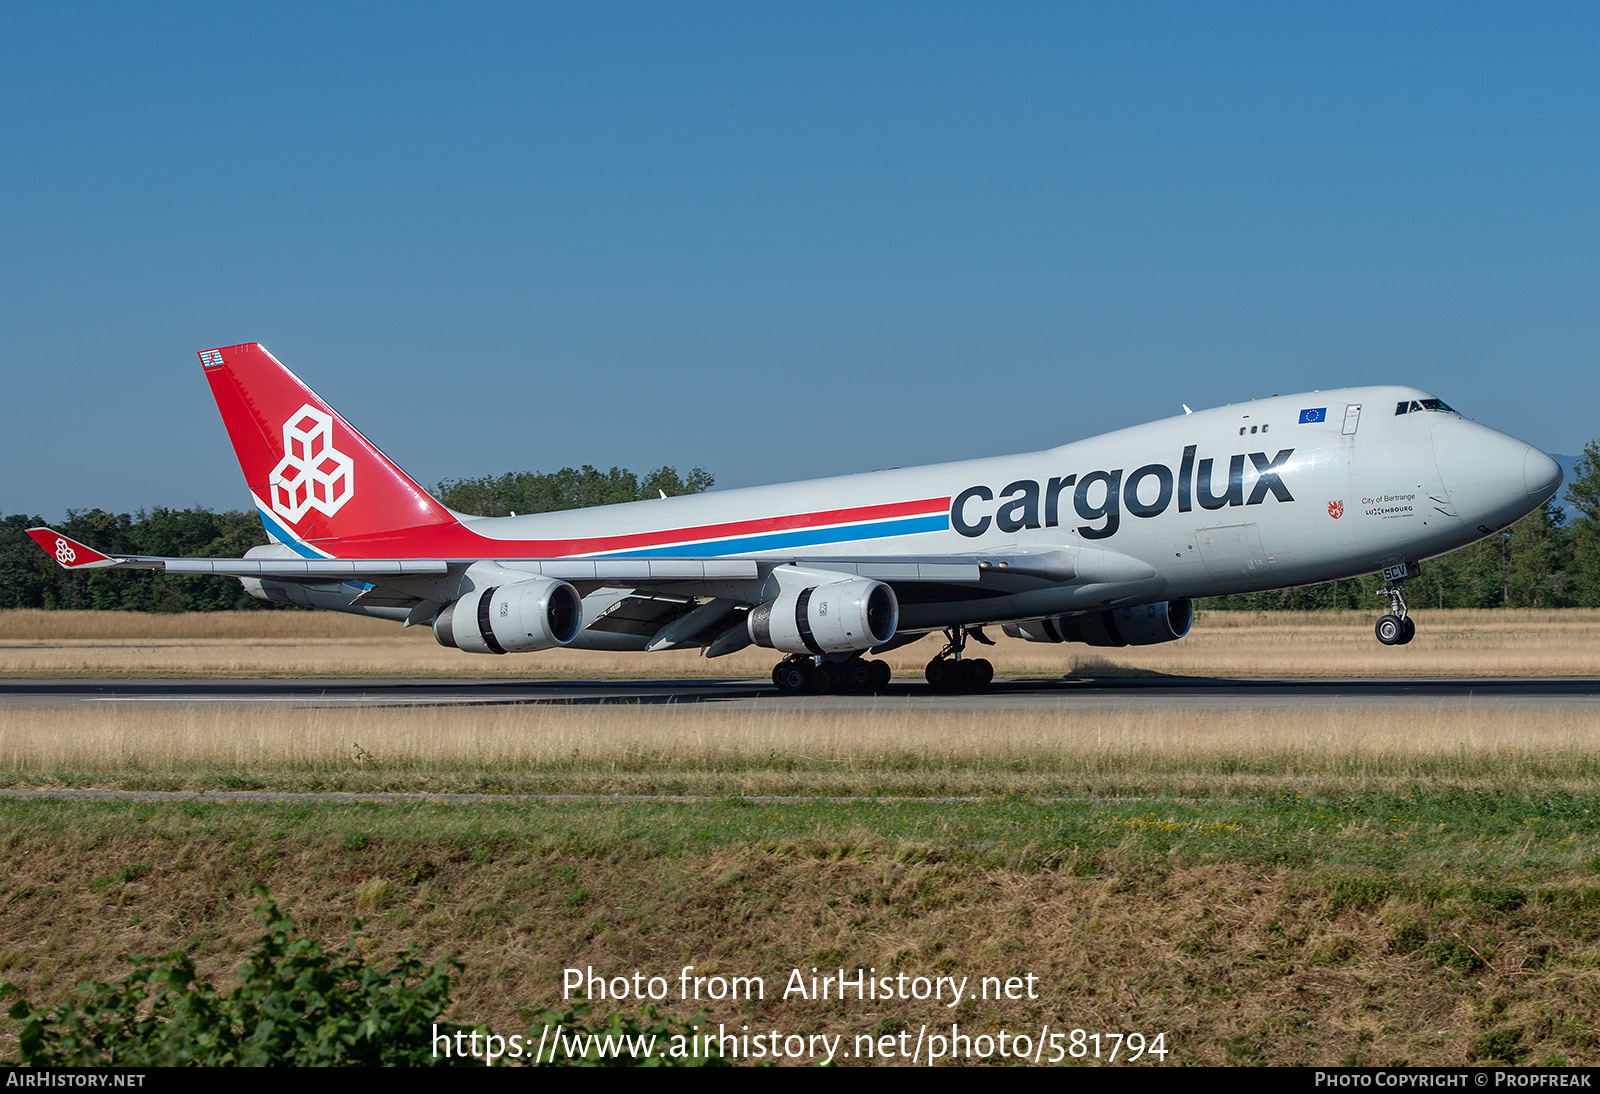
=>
[3,675,1598,711]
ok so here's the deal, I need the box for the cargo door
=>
[1195,522,1278,584]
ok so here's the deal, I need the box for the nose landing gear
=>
[1375,578,1416,646]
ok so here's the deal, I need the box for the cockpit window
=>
[1395,398,1456,415]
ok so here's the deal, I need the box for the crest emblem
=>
[1328,500,1344,519]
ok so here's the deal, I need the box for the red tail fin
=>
[199,343,455,549]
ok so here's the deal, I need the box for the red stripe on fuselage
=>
[300,496,953,558]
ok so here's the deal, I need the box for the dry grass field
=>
[3,702,1599,798]
[4,607,1600,679]
[4,608,1600,1066]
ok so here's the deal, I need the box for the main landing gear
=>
[771,654,892,694]
[923,625,995,692]
[1374,578,1416,646]
[769,625,999,694]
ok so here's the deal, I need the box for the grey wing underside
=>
[57,545,1123,653]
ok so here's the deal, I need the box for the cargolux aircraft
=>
[29,343,1563,693]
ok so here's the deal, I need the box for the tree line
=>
[3,446,1598,612]
[0,466,713,612]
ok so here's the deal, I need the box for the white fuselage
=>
[446,386,1557,638]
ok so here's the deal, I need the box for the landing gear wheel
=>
[925,655,994,692]
[773,660,812,693]
[812,662,846,693]
[955,659,977,689]
[847,659,874,692]
[925,624,997,691]
[1374,573,1416,647]
[1375,614,1404,646]
[868,659,892,693]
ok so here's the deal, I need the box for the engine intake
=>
[1003,599,1194,647]
[747,578,898,655]
[433,577,584,655]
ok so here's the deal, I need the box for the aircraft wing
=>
[28,526,1163,655]
[27,526,1140,589]
[28,525,1166,589]
[26,527,990,586]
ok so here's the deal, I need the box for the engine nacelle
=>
[433,577,584,655]
[1002,599,1194,648]
[747,578,898,655]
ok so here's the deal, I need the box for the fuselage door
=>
[1194,522,1277,586]
[1341,404,1362,436]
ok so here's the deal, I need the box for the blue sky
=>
[3,3,1596,519]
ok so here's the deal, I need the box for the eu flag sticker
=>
[1299,407,1327,424]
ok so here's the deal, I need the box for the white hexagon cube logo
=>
[269,405,355,523]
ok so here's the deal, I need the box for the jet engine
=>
[1003,599,1194,647]
[432,577,584,655]
[747,578,898,655]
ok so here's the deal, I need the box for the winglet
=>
[26,528,119,569]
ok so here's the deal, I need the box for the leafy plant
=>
[3,887,730,1067]
[2,887,475,1066]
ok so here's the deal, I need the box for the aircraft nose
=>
[1432,420,1558,531]
[1524,446,1563,504]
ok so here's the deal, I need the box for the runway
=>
[3,675,1598,712]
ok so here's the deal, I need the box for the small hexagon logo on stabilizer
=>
[269,405,355,523]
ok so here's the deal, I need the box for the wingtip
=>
[25,527,115,569]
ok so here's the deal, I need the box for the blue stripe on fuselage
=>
[254,504,947,562]
[589,513,949,559]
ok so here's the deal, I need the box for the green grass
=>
[9,750,1600,799]
[3,786,1596,876]
[5,790,1600,1066]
